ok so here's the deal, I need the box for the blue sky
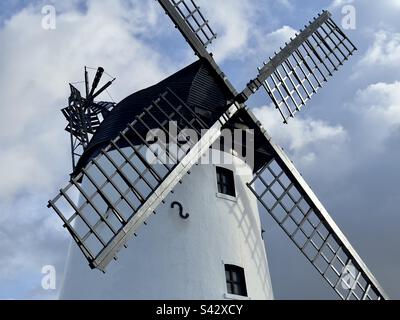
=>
[0,0,399,300]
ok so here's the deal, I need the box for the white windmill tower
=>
[49,0,388,300]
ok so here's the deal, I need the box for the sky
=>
[0,0,399,300]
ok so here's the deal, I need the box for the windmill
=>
[49,0,388,300]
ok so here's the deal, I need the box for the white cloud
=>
[0,0,175,299]
[389,0,400,9]
[258,26,297,57]
[359,30,400,68]
[253,105,347,152]
[330,0,400,11]
[329,0,354,9]
[197,0,258,61]
[350,81,400,146]
[197,0,296,63]
[277,0,293,10]
[1,0,399,300]
[355,81,400,125]
[0,0,172,200]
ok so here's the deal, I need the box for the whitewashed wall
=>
[60,149,273,300]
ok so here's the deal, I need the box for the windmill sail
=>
[158,0,238,96]
[49,88,241,271]
[244,109,388,300]
[159,0,216,54]
[239,11,357,123]
[169,0,217,48]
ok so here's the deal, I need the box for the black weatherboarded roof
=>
[74,59,234,174]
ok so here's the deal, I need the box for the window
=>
[216,167,236,197]
[225,264,247,297]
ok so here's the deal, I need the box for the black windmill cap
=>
[73,59,234,176]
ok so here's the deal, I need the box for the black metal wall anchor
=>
[171,201,189,220]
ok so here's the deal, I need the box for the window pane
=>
[224,264,247,297]
[231,271,239,282]
[233,283,241,295]
[228,283,234,295]
[216,167,236,197]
